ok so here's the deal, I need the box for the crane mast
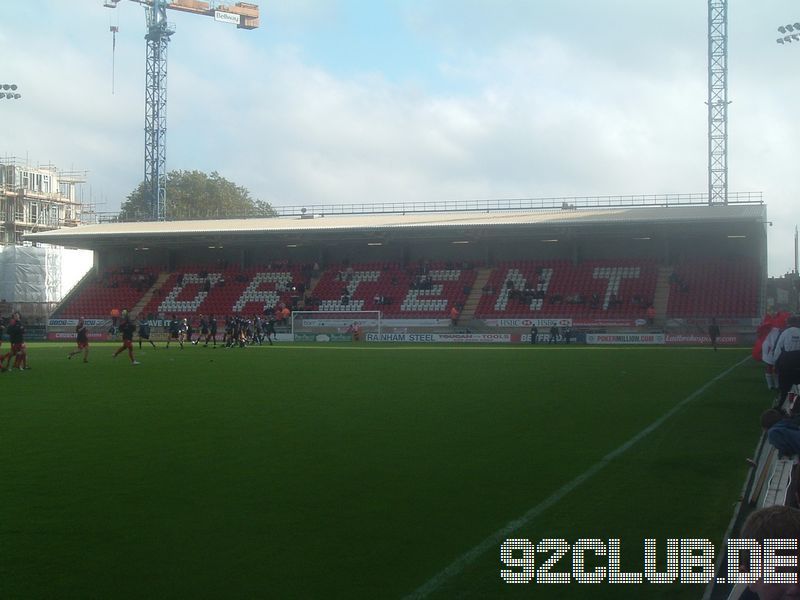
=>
[145,0,171,222]
[707,0,728,206]
[104,0,260,221]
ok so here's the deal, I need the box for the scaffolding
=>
[0,156,87,245]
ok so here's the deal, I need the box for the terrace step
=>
[305,270,323,308]
[459,267,492,320]
[131,272,171,318]
[653,266,673,322]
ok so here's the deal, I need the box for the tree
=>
[118,170,276,221]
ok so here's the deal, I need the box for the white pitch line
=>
[404,354,752,599]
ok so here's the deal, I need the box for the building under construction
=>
[0,156,86,246]
[0,157,93,322]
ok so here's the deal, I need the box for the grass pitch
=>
[0,343,769,599]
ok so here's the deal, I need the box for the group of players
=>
[66,311,281,366]
[159,313,279,350]
[0,312,31,371]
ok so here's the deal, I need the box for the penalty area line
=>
[403,354,752,599]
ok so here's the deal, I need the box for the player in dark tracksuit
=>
[708,318,720,351]
[137,319,157,349]
[204,315,218,347]
[264,314,276,346]
[195,316,208,346]
[166,315,182,349]
[253,315,263,345]
[112,316,139,365]
[68,318,90,362]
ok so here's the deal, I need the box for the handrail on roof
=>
[89,191,764,223]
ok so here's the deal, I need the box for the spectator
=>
[774,315,800,405]
[761,408,800,457]
[739,505,800,599]
[450,306,460,326]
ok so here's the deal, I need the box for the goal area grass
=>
[0,342,769,599]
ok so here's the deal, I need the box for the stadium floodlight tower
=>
[0,84,22,100]
[776,22,800,45]
[707,0,729,206]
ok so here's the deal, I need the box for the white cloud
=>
[2,1,799,273]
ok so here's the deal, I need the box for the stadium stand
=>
[140,264,306,318]
[309,262,477,317]
[56,267,159,318]
[666,259,759,318]
[474,259,659,320]
[53,258,762,322]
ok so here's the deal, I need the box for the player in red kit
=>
[112,313,140,365]
[2,312,29,371]
[68,317,90,362]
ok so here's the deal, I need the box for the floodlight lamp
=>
[779,25,787,33]
[795,23,800,30]
[1,84,9,91]
[10,84,17,91]
[0,93,5,99]
[787,24,796,32]
[786,35,794,43]
[778,38,786,44]
[794,34,800,41]
[13,94,20,99]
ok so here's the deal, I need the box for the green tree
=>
[118,170,276,221]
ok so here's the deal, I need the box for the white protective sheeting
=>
[0,246,93,302]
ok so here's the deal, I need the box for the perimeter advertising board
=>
[585,333,665,345]
[366,333,511,343]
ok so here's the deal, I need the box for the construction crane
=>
[707,0,728,206]
[104,0,259,221]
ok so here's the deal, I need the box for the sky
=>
[2,1,799,275]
